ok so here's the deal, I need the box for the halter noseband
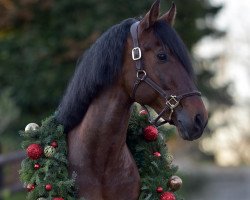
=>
[130,22,201,127]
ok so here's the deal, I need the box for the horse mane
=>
[56,18,137,132]
[56,18,194,132]
[153,20,194,77]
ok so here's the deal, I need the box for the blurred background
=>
[0,0,249,199]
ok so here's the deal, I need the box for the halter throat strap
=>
[130,22,201,127]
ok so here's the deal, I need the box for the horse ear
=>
[160,2,177,26]
[140,0,160,31]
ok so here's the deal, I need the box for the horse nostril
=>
[195,114,203,130]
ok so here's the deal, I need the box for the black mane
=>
[154,20,194,77]
[56,18,136,132]
[56,19,194,132]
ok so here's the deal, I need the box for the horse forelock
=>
[56,18,137,132]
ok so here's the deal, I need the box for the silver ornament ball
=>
[37,198,47,200]
[168,175,183,192]
[25,123,39,132]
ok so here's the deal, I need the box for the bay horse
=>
[56,1,208,199]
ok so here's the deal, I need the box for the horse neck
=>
[68,84,132,165]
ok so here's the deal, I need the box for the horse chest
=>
[68,134,140,200]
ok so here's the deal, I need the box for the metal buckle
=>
[136,70,147,80]
[132,47,141,60]
[166,95,179,109]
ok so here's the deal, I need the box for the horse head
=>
[122,0,208,141]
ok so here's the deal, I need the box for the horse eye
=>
[157,53,167,62]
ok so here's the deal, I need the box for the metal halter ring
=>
[166,95,179,109]
[136,70,147,81]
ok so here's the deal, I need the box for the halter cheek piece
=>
[130,22,201,127]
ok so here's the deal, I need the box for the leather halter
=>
[130,21,201,127]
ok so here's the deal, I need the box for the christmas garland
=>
[20,117,76,200]
[20,107,184,200]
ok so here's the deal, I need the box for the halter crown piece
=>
[130,21,201,127]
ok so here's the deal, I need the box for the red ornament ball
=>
[51,141,58,148]
[160,192,176,200]
[143,125,158,141]
[153,152,161,157]
[156,186,163,193]
[26,183,35,192]
[45,184,52,191]
[26,144,43,160]
[34,163,40,170]
[53,198,64,200]
[139,109,148,115]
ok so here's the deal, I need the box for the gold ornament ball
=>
[25,123,39,132]
[166,155,174,164]
[44,146,56,157]
[167,175,183,192]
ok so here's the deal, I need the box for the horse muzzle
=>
[175,111,208,141]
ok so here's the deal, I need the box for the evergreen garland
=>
[20,117,76,200]
[20,107,183,200]
[127,107,183,200]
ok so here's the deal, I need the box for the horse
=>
[55,1,208,199]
